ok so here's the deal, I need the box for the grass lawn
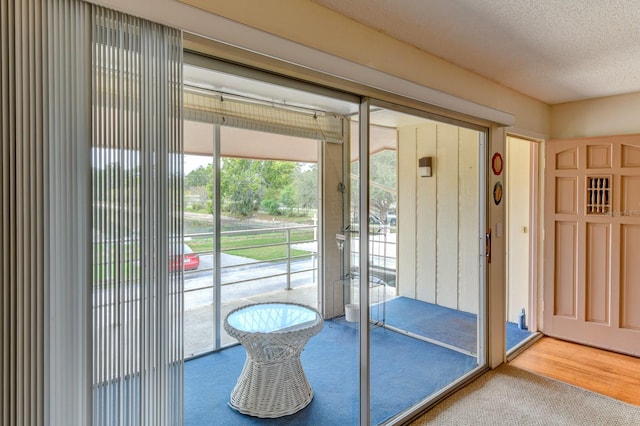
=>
[93,261,140,283]
[94,214,316,280]
[187,228,314,262]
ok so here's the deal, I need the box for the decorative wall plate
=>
[492,152,503,175]
[493,181,503,205]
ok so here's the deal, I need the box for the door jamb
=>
[505,133,542,337]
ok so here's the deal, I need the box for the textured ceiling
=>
[312,0,640,104]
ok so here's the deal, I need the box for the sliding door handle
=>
[485,229,492,264]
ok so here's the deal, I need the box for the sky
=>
[184,154,213,174]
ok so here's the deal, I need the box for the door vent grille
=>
[586,176,611,215]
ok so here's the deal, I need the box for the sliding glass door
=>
[180,53,489,425]
[360,102,488,423]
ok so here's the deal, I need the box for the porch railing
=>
[183,224,319,293]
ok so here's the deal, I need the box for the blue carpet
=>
[384,297,533,353]
[185,320,477,425]
[384,297,477,353]
[506,321,533,351]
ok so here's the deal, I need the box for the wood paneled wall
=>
[397,122,480,313]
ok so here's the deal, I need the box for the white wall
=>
[506,136,531,324]
[398,122,480,314]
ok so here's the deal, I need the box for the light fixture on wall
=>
[419,156,433,177]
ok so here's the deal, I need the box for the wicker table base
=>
[230,355,314,417]
[224,302,324,418]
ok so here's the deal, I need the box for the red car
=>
[170,244,200,272]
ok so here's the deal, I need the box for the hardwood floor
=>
[509,336,640,406]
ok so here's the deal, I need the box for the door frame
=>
[505,133,542,339]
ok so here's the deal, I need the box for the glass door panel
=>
[183,150,216,357]
[367,103,487,424]
[342,113,362,425]
[183,58,362,424]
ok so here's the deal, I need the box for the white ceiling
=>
[312,0,640,105]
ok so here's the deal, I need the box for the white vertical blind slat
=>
[33,0,45,420]
[1,2,8,424]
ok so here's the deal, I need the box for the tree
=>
[219,158,296,217]
[349,150,397,222]
[261,161,296,190]
[184,164,213,189]
[369,150,397,222]
[220,159,262,216]
[279,184,297,214]
[294,164,318,212]
[184,164,213,211]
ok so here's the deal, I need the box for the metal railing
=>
[349,226,397,286]
[91,223,397,303]
[183,224,319,294]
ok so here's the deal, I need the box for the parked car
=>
[170,243,200,272]
[386,210,397,226]
[349,214,384,233]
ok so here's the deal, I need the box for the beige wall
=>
[397,122,480,314]
[178,0,548,132]
[551,91,640,139]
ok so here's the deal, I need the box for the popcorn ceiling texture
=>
[312,0,640,104]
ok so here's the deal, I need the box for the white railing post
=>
[285,228,292,290]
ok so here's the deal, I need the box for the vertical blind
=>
[92,5,184,426]
[47,0,93,424]
[1,0,50,424]
[2,0,93,424]
[2,1,184,425]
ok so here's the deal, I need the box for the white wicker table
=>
[224,302,324,418]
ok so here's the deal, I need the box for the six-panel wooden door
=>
[544,135,640,356]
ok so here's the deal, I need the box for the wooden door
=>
[544,135,640,356]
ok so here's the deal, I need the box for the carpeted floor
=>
[185,297,533,425]
[506,321,533,352]
[410,364,640,425]
[185,319,477,425]
[384,297,533,353]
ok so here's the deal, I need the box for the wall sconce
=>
[418,156,433,177]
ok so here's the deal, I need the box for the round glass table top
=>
[226,303,322,334]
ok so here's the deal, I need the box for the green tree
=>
[280,184,297,214]
[220,159,262,216]
[349,150,397,222]
[294,164,317,212]
[184,164,213,211]
[220,158,295,217]
[369,150,396,222]
[184,164,213,189]
[261,161,296,190]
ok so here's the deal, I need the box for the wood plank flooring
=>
[509,336,640,406]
